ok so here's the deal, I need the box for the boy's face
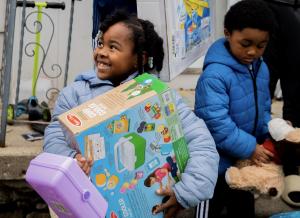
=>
[93,22,138,83]
[224,28,269,65]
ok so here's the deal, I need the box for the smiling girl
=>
[44,10,218,218]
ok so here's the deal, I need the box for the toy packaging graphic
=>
[59,73,189,218]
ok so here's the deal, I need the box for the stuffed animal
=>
[268,118,300,207]
[225,160,284,198]
[225,139,284,198]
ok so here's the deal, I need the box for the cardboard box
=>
[59,73,189,217]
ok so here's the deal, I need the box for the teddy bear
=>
[225,160,284,198]
[225,139,285,199]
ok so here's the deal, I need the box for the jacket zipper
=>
[248,63,258,135]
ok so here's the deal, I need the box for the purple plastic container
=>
[26,152,108,218]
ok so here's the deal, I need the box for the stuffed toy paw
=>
[281,175,300,207]
[225,161,284,198]
[285,129,300,143]
[269,118,300,143]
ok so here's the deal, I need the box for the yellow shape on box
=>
[183,0,209,17]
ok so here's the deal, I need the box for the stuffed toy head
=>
[225,160,284,198]
[225,139,284,198]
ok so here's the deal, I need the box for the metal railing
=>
[0,0,17,147]
[0,0,79,146]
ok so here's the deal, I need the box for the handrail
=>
[16,1,65,10]
[0,0,17,146]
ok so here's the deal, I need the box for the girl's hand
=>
[152,185,183,218]
[250,144,274,166]
[74,153,93,175]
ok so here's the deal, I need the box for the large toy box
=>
[58,73,189,217]
[25,152,108,218]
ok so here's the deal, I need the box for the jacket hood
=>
[74,70,139,87]
[204,38,262,74]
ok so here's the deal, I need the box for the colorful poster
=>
[165,0,214,75]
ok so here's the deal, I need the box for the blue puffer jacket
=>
[195,38,271,175]
[43,70,219,208]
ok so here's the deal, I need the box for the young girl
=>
[144,163,173,190]
[43,10,218,217]
[195,1,275,217]
[144,156,178,192]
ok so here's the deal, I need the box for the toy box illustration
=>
[58,73,189,217]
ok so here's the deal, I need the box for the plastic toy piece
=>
[26,152,108,218]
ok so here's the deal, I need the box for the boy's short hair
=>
[224,0,275,34]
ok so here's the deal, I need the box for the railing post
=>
[64,0,75,87]
[0,0,17,146]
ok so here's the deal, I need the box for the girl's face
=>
[224,28,269,65]
[94,22,138,83]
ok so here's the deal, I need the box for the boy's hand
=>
[74,153,93,175]
[152,186,183,218]
[250,144,274,166]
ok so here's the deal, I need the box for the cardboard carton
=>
[59,73,189,217]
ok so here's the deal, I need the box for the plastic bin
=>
[26,152,107,218]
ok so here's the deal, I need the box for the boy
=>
[194,0,275,217]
